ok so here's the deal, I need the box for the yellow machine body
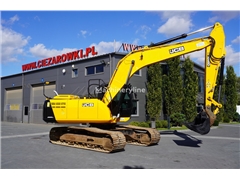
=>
[48,95,117,124]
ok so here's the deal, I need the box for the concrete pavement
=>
[1,121,239,169]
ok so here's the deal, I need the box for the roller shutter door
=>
[30,83,56,124]
[4,88,23,122]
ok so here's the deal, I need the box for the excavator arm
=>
[101,22,225,134]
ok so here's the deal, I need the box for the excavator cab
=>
[108,86,138,117]
[89,79,138,118]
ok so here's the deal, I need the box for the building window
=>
[31,103,43,110]
[96,64,104,73]
[5,104,10,110]
[5,104,21,110]
[86,64,104,75]
[134,70,141,76]
[32,104,38,110]
[131,101,139,116]
[72,68,78,78]
[198,73,204,93]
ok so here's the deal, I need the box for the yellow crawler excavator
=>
[42,22,226,153]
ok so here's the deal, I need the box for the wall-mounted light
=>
[72,64,75,69]
[100,60,106,65]
[100,60,109,65]
[62,69,66,74]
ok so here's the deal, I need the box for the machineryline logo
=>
[95,86,146,94]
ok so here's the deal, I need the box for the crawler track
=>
[116,125,160,146]
[49,125,160,153]
[49,126,126,153]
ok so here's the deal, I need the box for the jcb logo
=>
[82,103,94,107]
[169,46,185,54]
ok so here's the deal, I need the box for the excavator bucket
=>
[184,110,210,135]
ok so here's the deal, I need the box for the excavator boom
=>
[102,23,225,108]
